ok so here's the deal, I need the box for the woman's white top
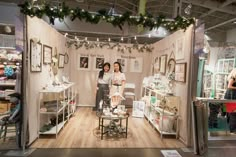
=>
[111,72,126,85]
[97,72,112,84]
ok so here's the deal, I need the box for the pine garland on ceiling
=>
[18,1,195,31]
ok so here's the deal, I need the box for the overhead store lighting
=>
[184,3,192,15]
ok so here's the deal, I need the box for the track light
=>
[184,3,192,15]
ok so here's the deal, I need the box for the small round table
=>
[97,112,129,140]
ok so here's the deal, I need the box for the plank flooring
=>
[31,107,185,148]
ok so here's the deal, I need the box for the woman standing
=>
[110,62,126,108]
[94,62,111,111]
[224,68,236,133]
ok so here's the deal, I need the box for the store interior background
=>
[0,0,236,153]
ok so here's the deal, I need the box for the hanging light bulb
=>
[148,34,151,38]
[184,3,192,15]
[97,38,99,42]
[121,37,124,41]
[108,38,111,42]
[85,37,87,41]
[134,36,137,40]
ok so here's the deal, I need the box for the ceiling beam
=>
[199,0,236,18]
[205,17,236,31]
[120,0,137,7]
[182,0,236,15]
[92,0,135,13]
[146,5,173,9]
[173,0,182,18]
[138,0,146,33]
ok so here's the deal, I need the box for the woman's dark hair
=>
[114,61,122,73]
[98,62,110,79]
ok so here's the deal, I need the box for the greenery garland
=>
[18,1,195,31]
[66,40,154,53]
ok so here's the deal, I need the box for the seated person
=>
[0,93,21,125]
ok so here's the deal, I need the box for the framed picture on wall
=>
[153,56,160,74]
[117,58,127,72]
[160,55,167,74]
[43,45,52,64]
[130,57,143,73]
[175,37,185,60]
[78,54,90,70]
[95,57,105,70]
[58,54,65,68]
[30,39,42,72]
[175,63,187,82]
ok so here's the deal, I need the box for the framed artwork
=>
[78,54,90,70]
[43,45,52,64]
[95,57,105,70]
[64,53,69,64]
[153,56,160,74]
[175,63,187,82]
[117,58,127,72]
[30,39,42,72]
[160,55,167,74]
[58,54,65,68]
[167,58,176,73]
[130,57,143,73]
[175,37,185,60]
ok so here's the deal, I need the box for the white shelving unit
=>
[214,58,236,99]
[38,82,77,138]
[142,86,180,138]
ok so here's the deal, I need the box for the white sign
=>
[161,150,182,157]
[132,101,145,118]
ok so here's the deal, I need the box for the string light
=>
[108,38,111,42]
[121,37,124,41]
[134,36,137,40]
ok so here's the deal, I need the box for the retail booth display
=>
[17,15,195,148]
[1,2,199,150]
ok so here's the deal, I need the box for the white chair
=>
[123,83,136,101]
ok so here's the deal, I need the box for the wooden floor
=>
[31,107,185,148]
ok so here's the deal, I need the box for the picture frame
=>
[130,57,143,73]
[64,53,69,64]
[160,55,167,74]
[167,58,176,73]
[78,54,91,70]
[175,63,187,82]
[58,54,65,68]
[30,39,42,72]
[153,56,160,74]
[43,45,52,64]
[175,37,185,60]
[95,57,105,70]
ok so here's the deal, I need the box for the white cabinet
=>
[142,86,180,138]
[214,58,235,99]
[38,83,77,138]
